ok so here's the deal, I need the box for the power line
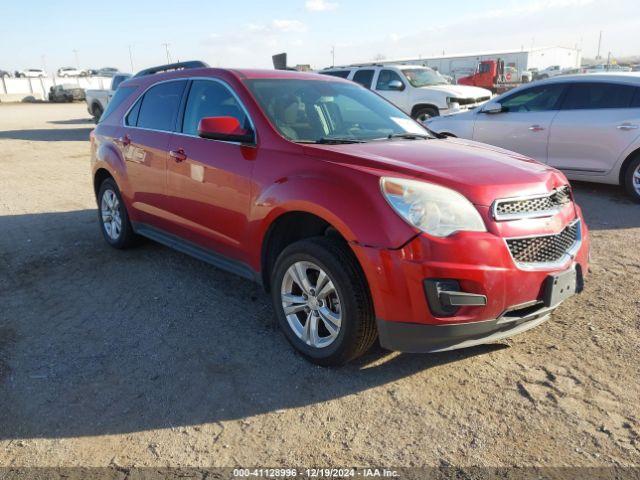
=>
[161,43,172,63]
[128,45,135,72]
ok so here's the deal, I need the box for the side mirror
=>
[482,102,504,114]
[388,79,404,91]
[198,116,254,144]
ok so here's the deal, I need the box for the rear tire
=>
[623,156,640,203]
[92,103,103,123]
[97,178,138,249]
[271,236,377,366]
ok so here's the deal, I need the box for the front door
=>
[473,83,567,163]
[165,79,255,261]
[374,69,410,113]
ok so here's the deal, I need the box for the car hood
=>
[303,138,567,207]
[418,84,492,99]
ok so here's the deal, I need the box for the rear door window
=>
[352,69,375,89]
[561,82,636,110]
[136,80,187,131]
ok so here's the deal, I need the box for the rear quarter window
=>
[98,86,137,124]
[562,82,636,110]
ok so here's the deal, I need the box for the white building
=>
[352,47,582,80]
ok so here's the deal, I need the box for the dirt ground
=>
[0,102,638,469]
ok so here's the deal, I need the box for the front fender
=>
[246,170,418,270]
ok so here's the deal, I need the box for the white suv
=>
[321,64,492,122]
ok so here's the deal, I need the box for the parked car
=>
[534,65,574,80]
[584,64,632,73]
[97,67,120,77]
[90,62,589,365]
[321,64,492,122]
[85,73,131,122]
[0,69,11,78]
[48,84,86,102]
[16,68,47,78]
[57,67,83,77]
[426,73,640,201]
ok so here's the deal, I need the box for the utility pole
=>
[596,30,602,60]
[41,55,47,73]
[330,46,335,67]
[162,43,172,63]
[128,45,135,71]
[73,49,79,68]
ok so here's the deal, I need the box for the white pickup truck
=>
[321,64,492,122]
[85,73,131,122]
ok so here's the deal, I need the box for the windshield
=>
[401,68,448,87]
[244,79,430,143]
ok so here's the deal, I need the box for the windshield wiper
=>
[314,137,366,144]
[387,133,431,140]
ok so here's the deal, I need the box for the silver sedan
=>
[427,73,640,202]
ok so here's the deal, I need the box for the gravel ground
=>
[0,103,638,469]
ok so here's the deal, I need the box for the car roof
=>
[121,67,347,88]
[323,64,431,71]
[537,72,640,85]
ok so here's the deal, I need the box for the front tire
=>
[97,178,137,249]
[271,237,377,366]
[623,156,640,203]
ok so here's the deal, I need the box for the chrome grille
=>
[493,186,572,221]
[506,220,580,266]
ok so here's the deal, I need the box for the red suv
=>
[90,61,589,365]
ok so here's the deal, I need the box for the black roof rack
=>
[133,60,210,78]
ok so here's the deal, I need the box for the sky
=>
[1,0,639,73]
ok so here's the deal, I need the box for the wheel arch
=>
[618,146,640,186]
[259,210,350,291]
[411,103,440,118]
[93,168,114,198]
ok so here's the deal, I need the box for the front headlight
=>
[380,177,486,237]
[446,97,461,111]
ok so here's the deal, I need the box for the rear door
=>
[547,82,640,175]
[473,83,566,163]
[165,79,255,261]
[122,79,187,227]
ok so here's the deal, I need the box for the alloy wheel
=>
[101,189,122,241]
[633,164,640,196]
[280,261,342,349]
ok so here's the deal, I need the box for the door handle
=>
[116,134,131,146]
[528,125,545,132]
[617,123,639,130]
[169,148,187,163]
